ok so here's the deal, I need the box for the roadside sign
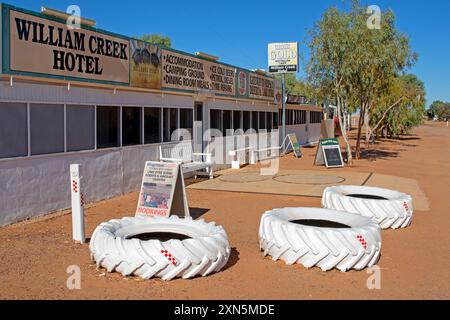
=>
[314,138,344,168]
[287,133,302,158]
[268,42,298,73]
[136,161,189,218]
[69,164,85,243]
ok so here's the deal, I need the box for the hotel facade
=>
[0,3,323,225]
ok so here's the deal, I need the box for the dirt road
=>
[0,121,448,299]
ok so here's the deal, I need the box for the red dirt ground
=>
[0,121,448,299]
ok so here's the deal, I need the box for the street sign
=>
[136,161,189,218]
[314,138,344,168]
[268,42,298,74]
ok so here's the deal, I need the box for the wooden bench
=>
[159,141,214,179]
[229,146,256,169]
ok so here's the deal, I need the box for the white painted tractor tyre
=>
[322,186,413,229]
[259,207,381,272]
[89,215,231,281]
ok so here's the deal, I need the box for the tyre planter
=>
[259,207,382,272]
[322,186,413,229]
[89,215,231,281]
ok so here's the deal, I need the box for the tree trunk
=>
[365,106,371,148]
[336,95,353,167]
[355,102,366,159]
[367,98,404,145]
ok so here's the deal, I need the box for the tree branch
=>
[371,97,404,133]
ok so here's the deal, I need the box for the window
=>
[30,104,64,155]
[267,112,273,131]
[122,107,141,146]
[0,102,28,158]
[251,111,258,131]
[170,108,178,140]
[233,110,241,131]
[163,108,170,142]
[163,108,179,142]
[243,111,250,132]
[180,108,193,138]
[301,110,307,124]
[144,107,161,144]
[97,106,119,149]
[273,112,279,129]
[223,110,232,134]
[259,112,266,129]
[66,105,95,152]
[210,109,222,131]
[310,111,323,124]
[195,103,203,121]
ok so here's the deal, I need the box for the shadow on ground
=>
[359,149,399,161]
[189,207,210,219]
[222,247,240,272]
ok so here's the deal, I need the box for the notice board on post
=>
[314,138,344,168]
[287,133,302,158]
[135,161,189,218]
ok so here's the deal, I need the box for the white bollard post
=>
[70,164,85,244]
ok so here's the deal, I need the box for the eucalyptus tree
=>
[370,74,426,139]
[306,7,355,165]
[135,34,172,47]
[428,101,450,121]
[347,3,416,157]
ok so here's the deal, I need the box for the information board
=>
[135,161,189,218]
[161,49,235,96]
[314,138,344,168]
[268,42,298,73]
[287,133,302,158]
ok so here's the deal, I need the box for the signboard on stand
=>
[287,133,302,158]
[314,138,344,168]
[135,161,189,218]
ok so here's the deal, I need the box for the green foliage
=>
[134,34,171,48]
[275,74,316,100]
[371,74,426,136]
[305,0,422,154]
[428,101,450,121]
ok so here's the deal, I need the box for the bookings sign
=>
[162,49,235,96]
[8,10,130,84]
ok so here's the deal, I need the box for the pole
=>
[70,164,85,244]
[281,73,286,143]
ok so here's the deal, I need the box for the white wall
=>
[0,80,197,226]
[284,116,322,145]
[286,124,308,145]
[0,144,164,226]
[308,122,322,144]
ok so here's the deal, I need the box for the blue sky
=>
[5,0,450,105]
